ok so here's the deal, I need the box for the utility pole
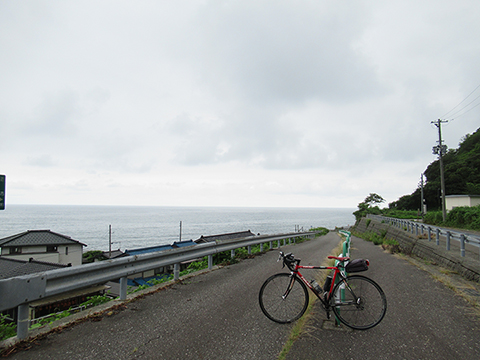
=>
[420,173,425,220]
[179,221,182,242]
[431,119,448,222]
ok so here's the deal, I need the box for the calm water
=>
[0,205,355,251]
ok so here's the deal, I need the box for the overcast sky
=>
[1,0,479,209]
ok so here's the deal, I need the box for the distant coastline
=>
[0,205,355,251]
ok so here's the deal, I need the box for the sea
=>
[0,205,355,252]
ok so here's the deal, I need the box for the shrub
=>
[310,227,329,236]
[82,250,107,263]
[0,315,16,341]
[80,294,112,308]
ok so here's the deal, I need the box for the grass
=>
[352,230,400,253]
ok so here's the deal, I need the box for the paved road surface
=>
[5,232,341,359]
[286,235,480,360]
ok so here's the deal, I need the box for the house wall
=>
[57,244,83,266]
[2,252,60,263]
[446,196,470,210]
[446,195,480,210]
[0,244,83,266]
[471,197,480,207]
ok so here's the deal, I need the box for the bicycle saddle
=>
[328,255,350,262]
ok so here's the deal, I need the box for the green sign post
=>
[0,175,5,210]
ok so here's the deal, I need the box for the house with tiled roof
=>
[194,230,256,244]
[0,230,86,266]
[0,256,69,280]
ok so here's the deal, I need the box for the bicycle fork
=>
[282,275,297,300]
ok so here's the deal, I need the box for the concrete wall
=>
[350,217,480,282]
[446,195,480,210]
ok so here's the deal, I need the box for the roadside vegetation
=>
[352,229,400,254]
[354,192,480,231]
[82,250,107,263]
[423,206,480,231]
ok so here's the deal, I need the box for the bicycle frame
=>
[288,262,348,308]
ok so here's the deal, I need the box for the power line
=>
[447,97,480,120]
[441,83,480,119]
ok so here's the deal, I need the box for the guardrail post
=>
[446,232,451,251]
[248,245,252,255]
[427,227,432,241]
[208,254,213,269]
[415,224,419,236]
[231,249,235,259]
[260,243,263,252]
[120,277,128,300]
[436,228,440,245]
[17,303,29,340]
[269,241,273,249]
[174,263,180,280]
[460,234,465,257]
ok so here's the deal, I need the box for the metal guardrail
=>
[367,214,480,260]
[0,231,315,339]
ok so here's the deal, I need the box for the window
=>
[47,245,58,252]
[9,247,21,254]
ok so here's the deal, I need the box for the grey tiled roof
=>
[195,230,256,244]
[0,230,86,247]
[0,257,69,279]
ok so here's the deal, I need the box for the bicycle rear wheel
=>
[331,275,387,330]
[259,273,309,323]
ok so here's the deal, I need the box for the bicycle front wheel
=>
[331,275,387,330]
[259,273,309,323]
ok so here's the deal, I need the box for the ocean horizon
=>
[0,204,356,252]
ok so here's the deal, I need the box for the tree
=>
[362,193,385,208]
[353,193,385,220]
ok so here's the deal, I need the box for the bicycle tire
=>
[331,275,387,330]
[259,273,309,323]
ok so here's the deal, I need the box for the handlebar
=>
[278,251,300,270]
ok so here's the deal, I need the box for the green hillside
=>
[389,127,480,211]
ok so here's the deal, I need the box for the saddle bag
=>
[345,259,369,273]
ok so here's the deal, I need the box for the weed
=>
[0,315,16,341]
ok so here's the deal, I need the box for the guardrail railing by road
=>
[367,214,480,260]
[1,231,315,340]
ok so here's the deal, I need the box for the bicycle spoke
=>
[259,273,309,323]
[331,275,387,330]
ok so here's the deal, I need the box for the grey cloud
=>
[23,154,56,167]
[22,90,80,137]
[187,1,382,105]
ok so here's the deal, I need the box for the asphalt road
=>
[5,232,341,360]
[286,235,480,360]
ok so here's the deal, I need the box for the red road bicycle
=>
[259,251,387,330]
